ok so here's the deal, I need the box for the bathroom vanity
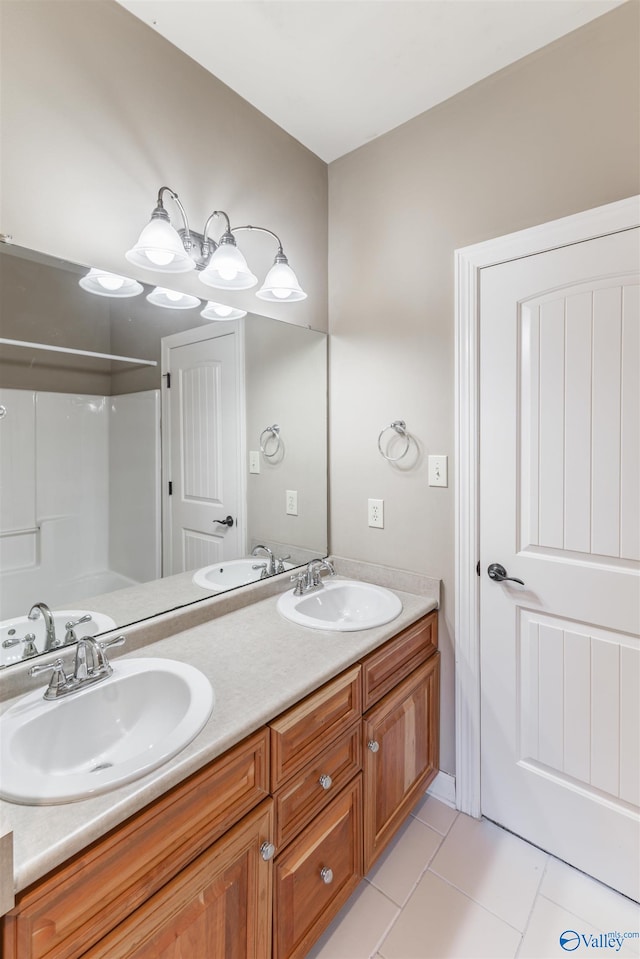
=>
[0,566,439,959]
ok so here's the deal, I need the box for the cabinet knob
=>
[368,740,380,753]
[318,773,333,790]
[320,866,334,884]
[260,841,276,862]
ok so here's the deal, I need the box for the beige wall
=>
[0,1,327,331]
[245,316,328,559]
[328,2,640,775]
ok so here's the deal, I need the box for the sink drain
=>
[91,762,114,772]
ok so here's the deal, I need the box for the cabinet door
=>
[84,800,274,959]
[363,653,440,871]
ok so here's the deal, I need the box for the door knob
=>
[487,563,524,586]
[213,515,234,527]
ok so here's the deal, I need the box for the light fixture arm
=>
[156,186,193,251]
[232,225,286,260]
[202,210,234,256]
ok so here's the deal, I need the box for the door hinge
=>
[168,481,173,496]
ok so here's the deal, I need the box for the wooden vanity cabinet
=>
[362,612,440,871]
[0,728,271,959]
[2,609,440,959]
[273,776,362,959]
[269,667,363,959]
[83,799,274,959]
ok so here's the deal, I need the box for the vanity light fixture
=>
[126,188,195,274]
[125,187,307,301]
[79,268,143,298]
[201,301,247,321]
[146,287,200,310]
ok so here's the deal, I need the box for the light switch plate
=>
[249,451,260,474]
[428,455,448,487]
[286,490,298,515]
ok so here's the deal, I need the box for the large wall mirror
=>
[0,243,327,668]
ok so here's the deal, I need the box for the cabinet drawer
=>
[1,728,270,959]
[273,776,363,959]
[274,721,362,849]
[270,666,361,791]
[362,611,437,710]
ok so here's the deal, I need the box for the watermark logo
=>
[560,930,581,951]
[559,930,640,952]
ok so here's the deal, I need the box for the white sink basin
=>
[277,578,402,631]
[193,557,294,591]
[0,658,214,804]
[0,610,117,668]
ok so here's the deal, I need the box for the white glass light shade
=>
[146,287,200,310]
[256,260,307,302]
[200,301,247,321]
[125,217,195,273]
[199,243,257,290]
[79,269,143,298]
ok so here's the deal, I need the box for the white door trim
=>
[454,195,640,817]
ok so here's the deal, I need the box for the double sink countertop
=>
[0,557,439,900]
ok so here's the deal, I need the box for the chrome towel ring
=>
[260,424,281,458]
[378,420,410,461]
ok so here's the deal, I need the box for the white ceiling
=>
[118,0,625,163]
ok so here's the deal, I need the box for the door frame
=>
[454,194,640,818]
[161,320,247,576]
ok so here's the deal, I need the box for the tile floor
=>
[306,796,640,959]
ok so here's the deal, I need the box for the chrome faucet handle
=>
[22,634,38,659]
[290,572,306,596]
[275,555,291,574]
[29,658,71,700]
[97,635,126,667]
[64,614,92,644]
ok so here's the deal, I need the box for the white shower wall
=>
[0,388,160,620]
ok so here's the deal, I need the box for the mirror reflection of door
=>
[162,326,242,575]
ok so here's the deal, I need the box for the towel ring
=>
[260,424,281,458]
[378,420,410,462]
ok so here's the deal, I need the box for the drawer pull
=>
[260,841,276,862]
[319,773,333,790]
[368,740,380,753]
[320,866,334,884]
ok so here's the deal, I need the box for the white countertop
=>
[0,562,438,897]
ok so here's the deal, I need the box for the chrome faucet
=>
[251,545,276,576]
[28,602,58,651]
[291,558,336,595]
[29,635,126,700]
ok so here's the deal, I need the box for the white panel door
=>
[480,227,640,900]
[164,331,241,574]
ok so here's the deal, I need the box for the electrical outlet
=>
[368,498,384,528]
[249,451,260,474]
[428,455,448,487]
[286,490,298,516]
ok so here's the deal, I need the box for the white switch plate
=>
[428,455,448,487]
[368,498,384,528]
[286,490,298,515]
[249,451,260,474]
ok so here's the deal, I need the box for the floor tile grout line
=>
[365,827,446,910]
[426,865,530,936]
[514,854,550,958]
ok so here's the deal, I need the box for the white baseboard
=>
[427,771,456,809]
